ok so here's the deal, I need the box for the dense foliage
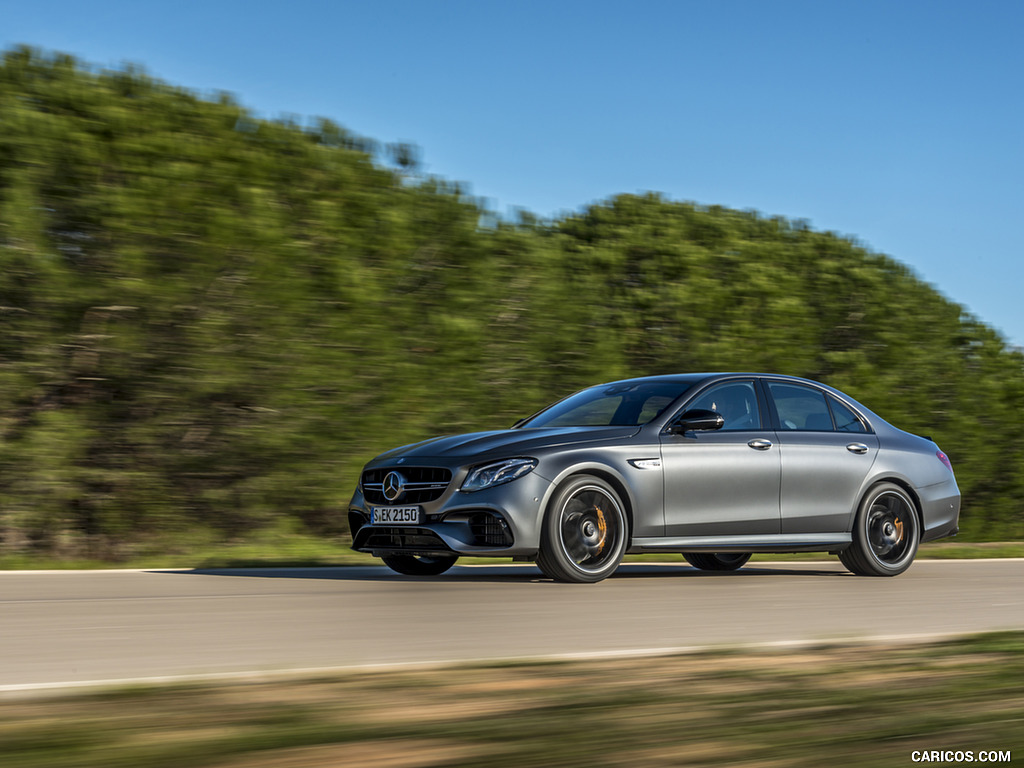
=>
[1,47,1022,558]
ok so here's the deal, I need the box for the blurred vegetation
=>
[3,633,1023,767]
[1,47,1022,561]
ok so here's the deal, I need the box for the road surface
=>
[3,560,1023,690]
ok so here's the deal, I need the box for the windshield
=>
[521,380,695,428]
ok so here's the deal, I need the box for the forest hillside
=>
[2,47,1022,559]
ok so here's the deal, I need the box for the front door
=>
[660,379,781,537]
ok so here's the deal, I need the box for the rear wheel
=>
[381,553,459,576]
[537,475,628,583]
[683,553,752,571]
[841,482,919,576]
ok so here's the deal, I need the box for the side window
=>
[686,381,760,431]
[828,396,868,433]
[768,382,833,431]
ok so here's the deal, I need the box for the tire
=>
[837,547,860,573]
[537,474,628,583]
[840,482,920,576]
[380,553,459,576]
[683,553,752,571]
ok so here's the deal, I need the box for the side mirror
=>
[669,408,725,434]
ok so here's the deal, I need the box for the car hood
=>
[373,426,640,463]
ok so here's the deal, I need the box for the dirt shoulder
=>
[3,632,1021,767]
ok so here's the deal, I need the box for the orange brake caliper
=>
[595,506,608,553]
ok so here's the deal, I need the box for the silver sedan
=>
[348,373,960,582]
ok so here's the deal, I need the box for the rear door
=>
[764,380,878,535]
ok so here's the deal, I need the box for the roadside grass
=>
[0,526,377,571]
[636,540,1024,562]
[3,633,1022,767]
[1,534,1022,571]
[754,540,1024,561]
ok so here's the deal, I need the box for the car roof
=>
[600,372,821,387]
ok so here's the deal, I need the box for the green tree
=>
[1,47,1021,560]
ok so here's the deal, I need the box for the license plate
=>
[371,506,421,525]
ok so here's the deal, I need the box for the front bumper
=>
[348,470,551,557]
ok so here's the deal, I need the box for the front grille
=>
[362,467,452,504]
[353,527,451,555]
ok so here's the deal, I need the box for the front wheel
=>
[381,553,459,576]
[683,553,752,571]
[537,475,628,583]
[840,482,920,576]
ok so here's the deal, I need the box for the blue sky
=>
[4,0,1022,346]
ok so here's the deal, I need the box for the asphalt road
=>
[3,560,1023,690]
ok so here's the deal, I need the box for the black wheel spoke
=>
[554,484,623,575]
[561,513,590,561]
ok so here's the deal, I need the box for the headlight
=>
[461,458,538,493]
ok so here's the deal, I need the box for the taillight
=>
[936,450,953,472]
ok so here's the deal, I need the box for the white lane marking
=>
[0,629,1003,697]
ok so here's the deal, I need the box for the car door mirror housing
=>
[669,408,725,434]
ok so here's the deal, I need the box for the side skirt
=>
[628,533,852,554]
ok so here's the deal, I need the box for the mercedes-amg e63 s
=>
[348,373,960,582]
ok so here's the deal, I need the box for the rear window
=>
[829,396,868,433]
[768,382,833,431]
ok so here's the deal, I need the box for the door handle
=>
[846,442,869,454]
[747,439,773,451]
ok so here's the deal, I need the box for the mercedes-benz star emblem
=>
[382,471,406,502]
